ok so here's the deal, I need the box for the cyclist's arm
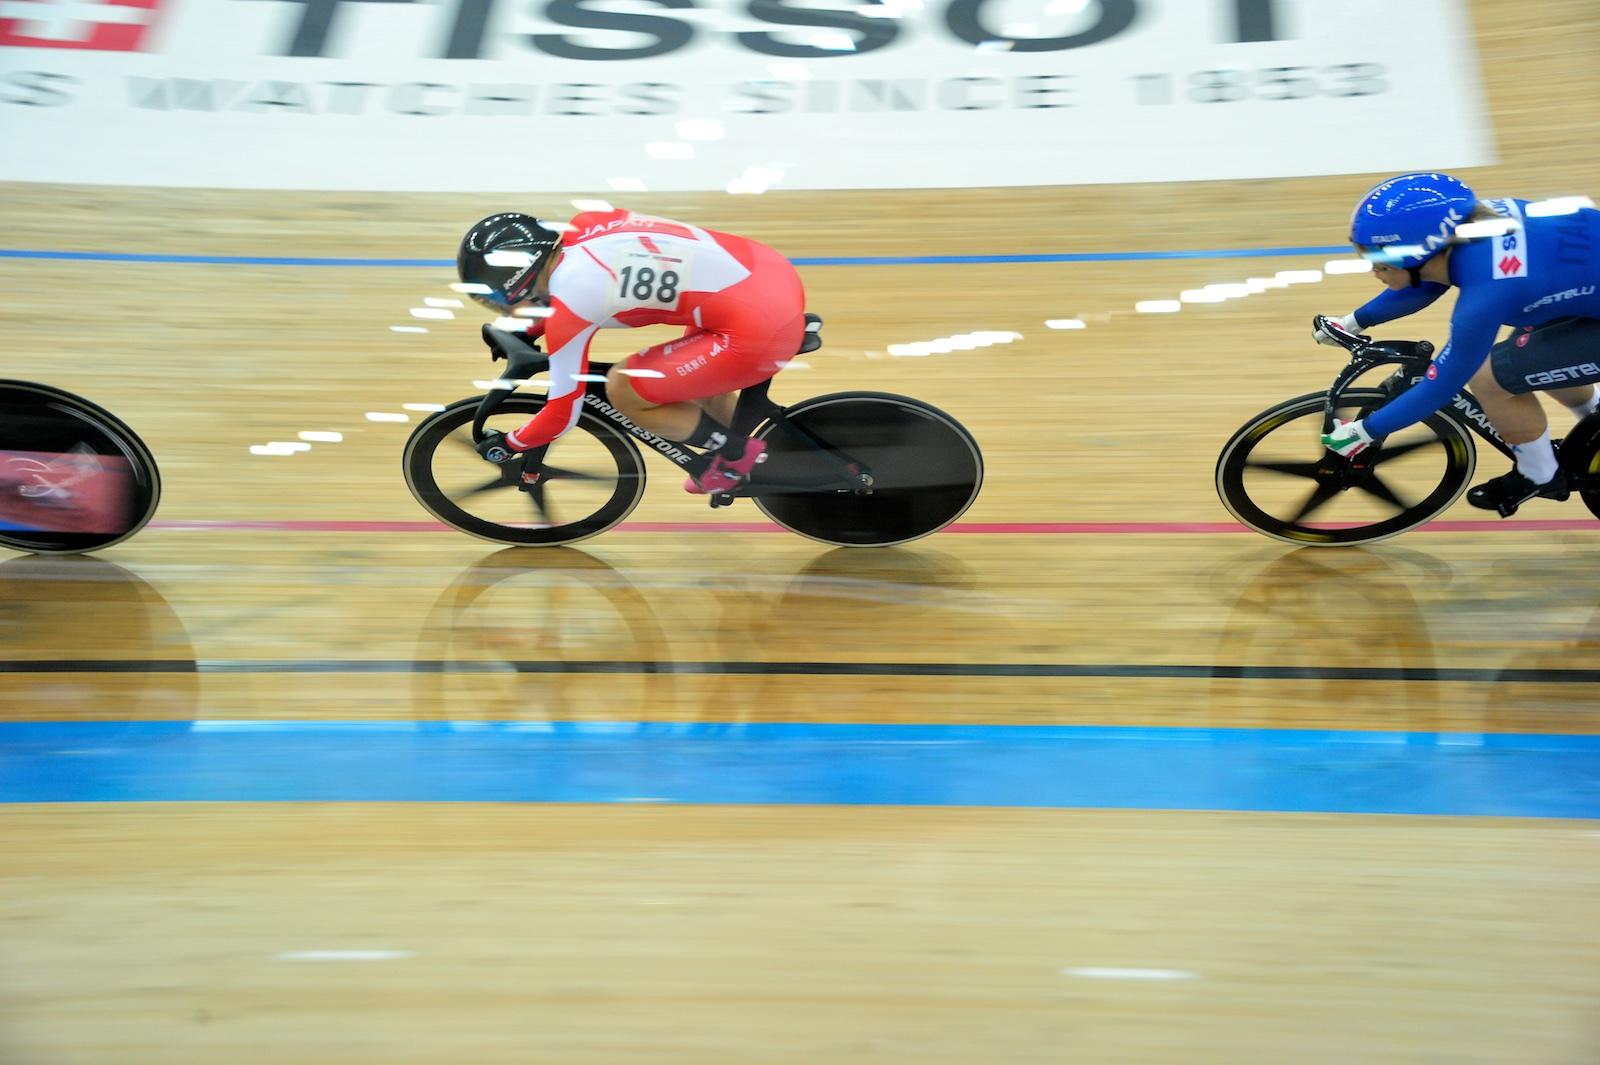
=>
[503,299,598,450]
[1350,282,1449,329]
[1362,303,1500,437]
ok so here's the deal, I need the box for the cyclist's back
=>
[552,209,806,379]
[1444,198,1600,327]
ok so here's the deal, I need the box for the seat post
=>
[730,377,775,441]
[728,313,818,443]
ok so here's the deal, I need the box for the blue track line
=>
[3,720,1596,816]
[0,246,1352,269]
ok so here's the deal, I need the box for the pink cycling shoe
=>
[685,438,768,495]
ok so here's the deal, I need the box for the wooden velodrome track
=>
[3,3,1600,1062]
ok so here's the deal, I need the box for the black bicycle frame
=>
[469,328,869,494]
[1322,337,1516,462]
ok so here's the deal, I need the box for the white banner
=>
[0,0,1493,192]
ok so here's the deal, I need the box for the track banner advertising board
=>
[1,0,1492,191]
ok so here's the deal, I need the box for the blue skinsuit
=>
[1352,198,1600,437]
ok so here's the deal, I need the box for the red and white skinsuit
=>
[502,210,808,452]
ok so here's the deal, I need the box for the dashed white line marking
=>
[277,950,414,962]
[1061,967,1198,981]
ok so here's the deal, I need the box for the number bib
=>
[606,247,694,315]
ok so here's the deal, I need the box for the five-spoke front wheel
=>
[1216,389,1477,546]
[403,396,646,546]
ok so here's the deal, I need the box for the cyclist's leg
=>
[610,244,805,469]
[609,328,794,492]
[605,325,793,440]
[658,239,807,437]
[611,305,804,438]
[1475,327,1552,445]
[1549,381,1600,414]
[1466,317,1600,509]
[1482,317,1600,432]
[694,391,738,428]
[605,331,731,442]
[1527,318,1600,417]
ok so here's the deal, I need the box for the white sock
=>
[1563,385,1600,419]
[1511,430,1559,484]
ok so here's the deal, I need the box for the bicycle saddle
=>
[798,312,824,355]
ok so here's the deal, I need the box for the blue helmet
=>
[1349,172,1476,269]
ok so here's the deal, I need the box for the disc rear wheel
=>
[752,392,983,547]
[0,380,162,555]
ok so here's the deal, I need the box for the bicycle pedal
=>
[709,492,735,509]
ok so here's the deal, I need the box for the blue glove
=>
[1321,418,1373,458]
[475,430,516,464]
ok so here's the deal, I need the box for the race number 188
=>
[1131,64,1386,104]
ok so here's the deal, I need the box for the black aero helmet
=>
[456,212,563,312]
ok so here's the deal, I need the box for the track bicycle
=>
[403,317,984,547]
[1215,316,1600,546]
[0,380,162,555]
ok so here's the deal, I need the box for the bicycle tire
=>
[752,392,983,547]
[0,380,162,555]
[1216,389,1476,546]
[403,395,646,546]
[1558,413,1600,522]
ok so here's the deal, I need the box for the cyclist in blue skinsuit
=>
[1316,172,1600,515]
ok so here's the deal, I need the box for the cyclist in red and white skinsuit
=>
[459,209,808,494]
